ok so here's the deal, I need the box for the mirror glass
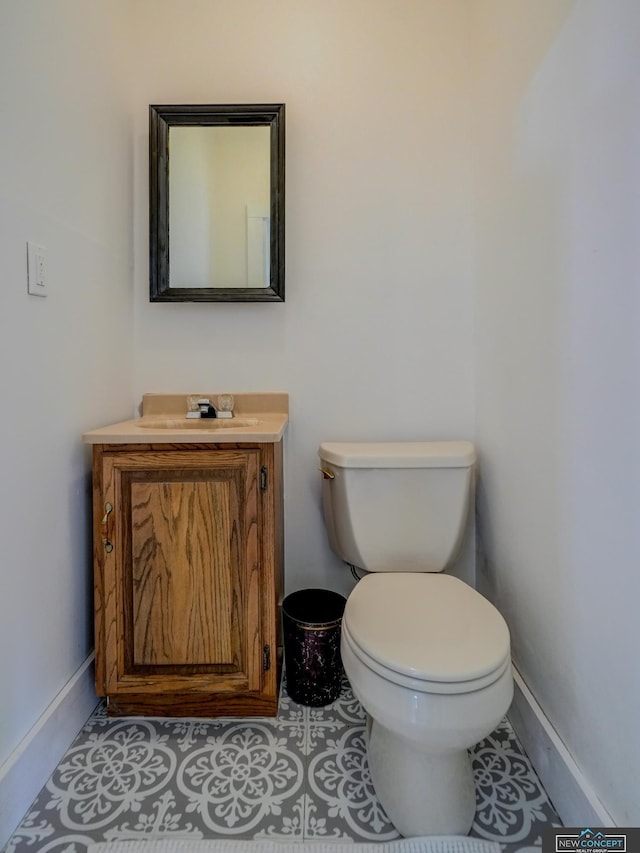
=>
[150,104,285,302]
[169,126,271,289]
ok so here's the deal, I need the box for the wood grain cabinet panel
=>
[92,442,283,717]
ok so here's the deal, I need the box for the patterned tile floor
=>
[4,677,560,853]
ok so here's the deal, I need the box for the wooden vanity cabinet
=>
[91,441,283,717]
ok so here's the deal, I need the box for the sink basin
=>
[138,417,260,430]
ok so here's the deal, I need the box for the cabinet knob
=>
[101,502,114,553]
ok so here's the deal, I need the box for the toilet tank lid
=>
[318,441,476,469]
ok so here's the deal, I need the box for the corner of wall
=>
[508,666,614,828]
[0,655,99,849]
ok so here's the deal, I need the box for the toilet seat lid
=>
[344,573,510,684]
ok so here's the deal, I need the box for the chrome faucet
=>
[185,395,234,419]
[198,399,218,418]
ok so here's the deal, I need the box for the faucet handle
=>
[217,394,234,415]
[185,395,208,419]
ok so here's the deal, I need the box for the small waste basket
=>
[282,588,347,706]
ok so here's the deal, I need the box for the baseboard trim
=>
[0,653,99,849]
[508,665,614,827]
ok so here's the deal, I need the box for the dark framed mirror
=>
[150,103,285,302]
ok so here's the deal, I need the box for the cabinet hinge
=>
[260,466,268,492]
[263,644,271,671]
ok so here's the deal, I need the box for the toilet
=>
[318,440,513,837]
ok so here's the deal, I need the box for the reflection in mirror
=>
[169,126,271,289]
[150,104,285,302]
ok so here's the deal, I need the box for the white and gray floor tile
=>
[3,677,561,853]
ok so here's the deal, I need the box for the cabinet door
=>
[99,449,263,697]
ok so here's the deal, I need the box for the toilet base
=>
[368,720,476,837]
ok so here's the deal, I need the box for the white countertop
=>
[83,393,288,445]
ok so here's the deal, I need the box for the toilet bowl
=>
[318,441,513,836]
[341,572,512,837]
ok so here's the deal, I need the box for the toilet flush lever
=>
[320,467,335,480]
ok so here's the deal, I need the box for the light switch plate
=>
[27,242,47,297]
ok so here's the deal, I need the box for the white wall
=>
[0,1,135,841]
[129,0,476,597]
[472,0,640,825]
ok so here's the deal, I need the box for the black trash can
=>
[282,588,347,706]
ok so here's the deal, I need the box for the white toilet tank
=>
[319,441,476,573]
